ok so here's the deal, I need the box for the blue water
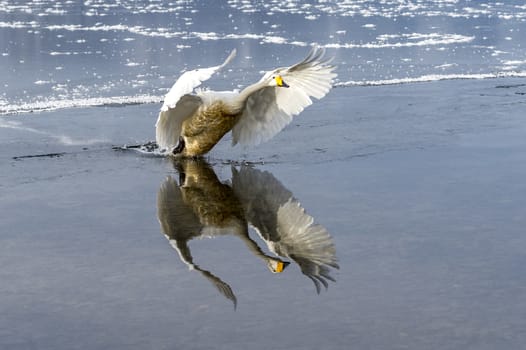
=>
[2,0,526,114]
[2,2,526,350]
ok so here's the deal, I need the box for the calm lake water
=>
[1,1,526,349]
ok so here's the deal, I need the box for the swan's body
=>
[156,47,337,157]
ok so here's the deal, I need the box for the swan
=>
[155,46,337,157]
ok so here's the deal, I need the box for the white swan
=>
[155,47,337,157]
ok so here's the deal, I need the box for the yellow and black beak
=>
[275,261,285,273]
[268,259,290,273]
[275,75,290,88]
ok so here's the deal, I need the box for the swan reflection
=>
[157,158,338,305]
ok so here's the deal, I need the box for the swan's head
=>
[273,75,289,88]
[264,72,289,88]
[266,258,290,273]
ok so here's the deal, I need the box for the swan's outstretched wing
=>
[155,49,237,150]
[156,95,201,151]
[161,49,237,111]
[232,47,337,146]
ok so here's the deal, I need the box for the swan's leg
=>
[179,170,186,186]
[172,136,185,155]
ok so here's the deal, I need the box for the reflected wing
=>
[157,176,203,258]
[232,46,337,146]
[276,199,339,293]
[232,165,338,292]
[231,166,292,241]
[155,49,237,150]
[195,268,237,308]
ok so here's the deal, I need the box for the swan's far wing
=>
[161,49,236,111]
[156,95,201,151]
[156,49,236,151]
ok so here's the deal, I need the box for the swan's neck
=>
[228,80,267,114]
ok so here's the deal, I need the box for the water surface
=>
[1,1,526,349]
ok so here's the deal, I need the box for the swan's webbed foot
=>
[172,136,185,155]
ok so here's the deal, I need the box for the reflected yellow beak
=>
[275,261,285,273]
[268,259,290,273]
[275,75,289,88]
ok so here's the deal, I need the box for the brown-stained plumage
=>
[177,158,246,228]
[180,101,240,157]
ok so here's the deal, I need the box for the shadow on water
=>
[157,158,339,307]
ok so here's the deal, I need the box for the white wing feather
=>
[156,95,201,151]
[232,47,337,146]
[155,49,237,150]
